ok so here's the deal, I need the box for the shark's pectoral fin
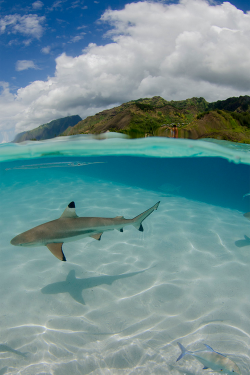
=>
[46,243,66,261]
[90,233,103,241]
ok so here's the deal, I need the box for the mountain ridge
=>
[61,95,250,143]
[13,115,82,143]
[13,96,250,143]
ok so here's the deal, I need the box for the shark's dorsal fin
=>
[60,201,78,218]
[46,243,66,261]
[90,233,103,241]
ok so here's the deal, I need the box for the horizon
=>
[0,0,250,143]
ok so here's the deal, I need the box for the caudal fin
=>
[132,201,160,231]
[176,342,189,362]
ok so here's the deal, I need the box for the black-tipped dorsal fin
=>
[60,201,78,218]
[46,243,66,261]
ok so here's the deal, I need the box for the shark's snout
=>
[11,231,44,247]
[10,235,22,246]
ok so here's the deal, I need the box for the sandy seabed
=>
[0,174,250,375]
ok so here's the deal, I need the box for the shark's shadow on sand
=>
[235,235,250,248]
[41,269,145,304]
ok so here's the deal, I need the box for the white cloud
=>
[0,82,23,143]
[48,0,65,11]
[41,45,51,54]
[0,14,45,39]
[1,0,250,142]
[32,1,44,10]
[77,25,87,30]
[69,1,80,9]
[15,60,38,71]
[70,32,86,43]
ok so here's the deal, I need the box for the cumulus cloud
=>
[41,45,51,54]
[15,60,38,71]
[0,14,45,39]
[1,0,250,142]
[32,1,44,10]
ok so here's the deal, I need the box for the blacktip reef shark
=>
[11,201,160,261]
[177,342,241,374]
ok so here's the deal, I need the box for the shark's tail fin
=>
[132,201,160,231]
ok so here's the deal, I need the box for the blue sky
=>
[1,0,129,89]
[0,0,250,142]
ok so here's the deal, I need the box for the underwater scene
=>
[0,135,250,375]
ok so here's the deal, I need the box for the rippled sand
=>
[0,173,250,374]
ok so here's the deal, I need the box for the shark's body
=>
[11,201,160,261]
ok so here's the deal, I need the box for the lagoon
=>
[0,135,249,374]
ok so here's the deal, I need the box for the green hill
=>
[13,115,82,142]
[181,110,250,142]
[208,95,250,112]
[13,95,250,143]
[61,96,208,138]
[61,95,250,143]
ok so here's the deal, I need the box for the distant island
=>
[13,96,250,143]
[13,115,82,143]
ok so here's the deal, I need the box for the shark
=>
[11,201,160,261]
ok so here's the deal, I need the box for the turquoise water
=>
[0,135,250,375]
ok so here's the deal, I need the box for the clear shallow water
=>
[0,136,250,375]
